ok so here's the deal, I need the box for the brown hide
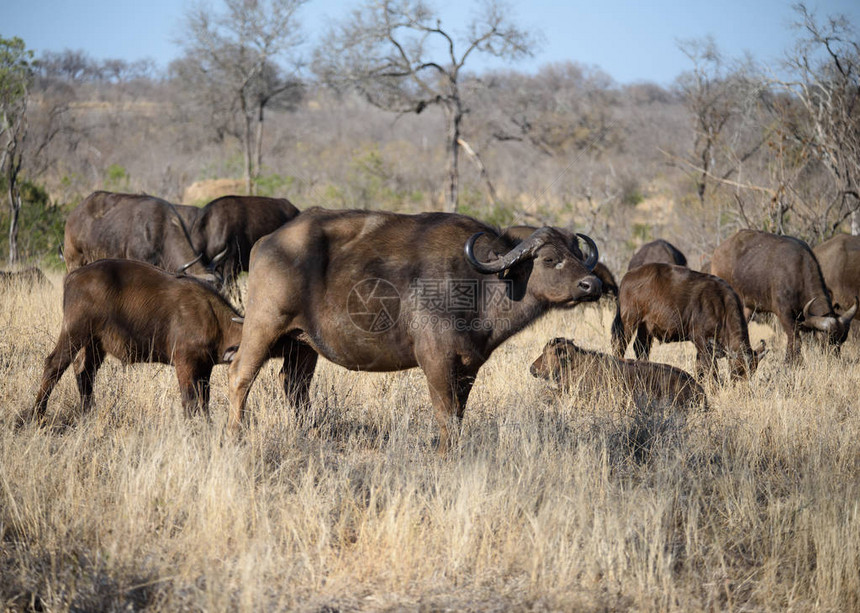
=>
[530,338,707,411]
[27,259,243,424]
[227,209,603,449]
[612,263,765,380]
[711,230,857,363]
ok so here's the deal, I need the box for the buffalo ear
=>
[222,346,239,363]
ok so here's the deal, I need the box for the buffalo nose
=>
[577,275,602,296]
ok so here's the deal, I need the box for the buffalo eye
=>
[542,255,560,268]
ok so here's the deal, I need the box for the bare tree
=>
[675,38,767,209]
[0,36,33,265]
[777,3,860,235]
[476,62,620,159]
[314,0,535,212]
[177,0,307,195]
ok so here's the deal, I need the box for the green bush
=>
[0,179,67,268]
[255,173,296,198]
[104,164,129,191]
[459,189,517,228]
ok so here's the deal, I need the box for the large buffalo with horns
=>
[227,209,602,449]
[711,230,858,363]
[64,191,222,284]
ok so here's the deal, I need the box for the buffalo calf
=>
[26,259,243,425]
[531,338,706,411]
[612,263,766,381]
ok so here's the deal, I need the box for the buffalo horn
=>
[801,297,837,332]
[177,252,204,273]
[211,247,229,264]
[838,297,859,327]
[464,227,553,274]
[576,233,599,271]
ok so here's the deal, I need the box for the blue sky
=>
[3,0,859,85]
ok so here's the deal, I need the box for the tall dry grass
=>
[2,275,860,611]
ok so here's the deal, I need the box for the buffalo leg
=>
[227,314,286,432]
[278,338,318,411]
[610,308,631,359]
[633,324,653,360]
[779,315,803,364]
[74,342,105,414]
[419,355,478,453]
[176,361,213,417]
[28,327,87,424]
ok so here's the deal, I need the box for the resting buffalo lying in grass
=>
[531,338,707,412]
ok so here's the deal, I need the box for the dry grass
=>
[2,275,860,611]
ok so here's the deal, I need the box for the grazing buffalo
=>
[627,239,687,271]
[63,191,219,284]
[530,338,707,411]
[813,233,860,316]
[227,209,603,449]
[191,195,300,286]
[0,267,51,289]
[711,230,857,363]
[25,259,243,425]
[612,263,766,380]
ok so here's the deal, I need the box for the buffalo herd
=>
[12,189,860,448]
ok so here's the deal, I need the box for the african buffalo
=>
[63,191,219,284]
[530,338,707,411]
[191,195,300,286]
[627,239,687,271]
[25,259,243,425]
[0,267,51,289]
[813,233,860,318]
[612,263,766,380]
[711,230,857,363]
[227,209,603,449]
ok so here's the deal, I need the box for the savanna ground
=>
[2,273,860,612]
